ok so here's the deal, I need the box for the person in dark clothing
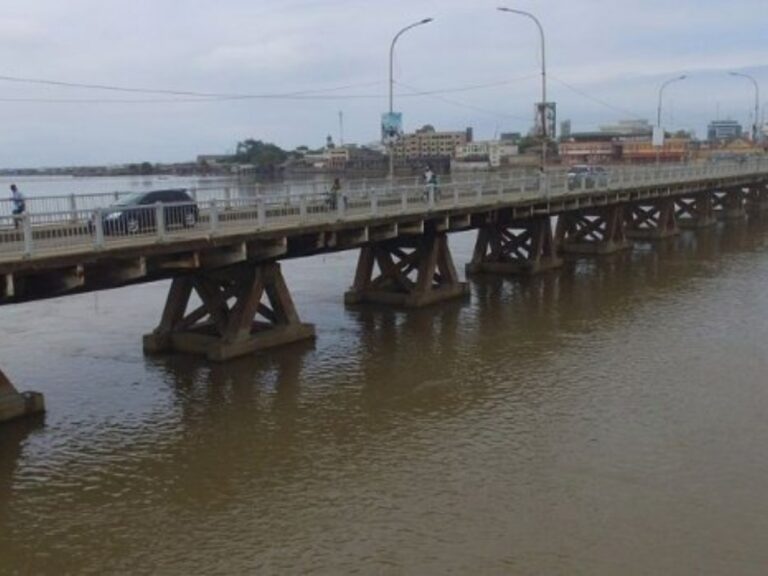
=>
[10,184,25,229]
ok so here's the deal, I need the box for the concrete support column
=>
[0,368,44,424]
[143,262,315,362]
[555,205,632,255]
[466,215,562,276]
[344,231,469,308]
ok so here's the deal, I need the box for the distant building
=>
[708,120,743,142]
[559,120,572,140]
[500,132,522,143]
[599,119,653,136]
[622,138,691,163]
[393,125,472,160]
[289,144,385,174]
[454,140,519,169]
[558,129,692,164]
[558,133,620,165]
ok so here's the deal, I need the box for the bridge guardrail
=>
[1,158,767,261]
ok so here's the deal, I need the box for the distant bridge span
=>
[1,159,768,421]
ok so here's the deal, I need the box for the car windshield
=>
[113,192,146,207]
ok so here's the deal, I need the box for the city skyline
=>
[0,0,765,167]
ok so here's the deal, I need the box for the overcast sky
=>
[0,0,766,168]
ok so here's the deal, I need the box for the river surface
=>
[2,182,768,573]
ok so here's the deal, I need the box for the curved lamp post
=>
[657,75,687,128]
[656,75,687,163]
[498,7,547,171]
[388,18,434,179]
[729,71,760,143]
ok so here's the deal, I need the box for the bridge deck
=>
[1,160,767,303]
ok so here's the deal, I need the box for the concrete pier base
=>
[465,216,563,277]
[714,189,747,221]
[144,262,315,362]
[345,232,469,309]
[0,369,44,424]
[677,192,717,229]
[625,198,679,241]
[556,206,632,255]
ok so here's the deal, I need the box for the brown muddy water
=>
[2,220,768,575]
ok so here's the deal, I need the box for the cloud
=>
[0,16,45,44]
[0,0,766,167]
[196,38,306,73]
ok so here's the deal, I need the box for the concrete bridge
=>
[2,159,768,422]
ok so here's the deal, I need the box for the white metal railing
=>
[1,158,767,262]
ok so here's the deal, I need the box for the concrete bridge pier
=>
[715,188,747,220]
[625,197,679,240]
[555,205,632,255]
[746,185,768,215]
[344,231,469,308]
[466,215,562,276]
[0,368,44,424]
[676,192,716,229]
[143,262,315,362]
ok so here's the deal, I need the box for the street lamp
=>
[657,75,687,128]
[656,75,687,163]
[729,71,760,143]
[387,17,434,179]
[498,6,547,171]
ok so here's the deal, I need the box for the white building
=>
[454,140,519,168]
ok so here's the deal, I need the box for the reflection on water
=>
[2,221,768,574]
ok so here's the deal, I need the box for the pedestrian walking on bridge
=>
[10,184,25,229]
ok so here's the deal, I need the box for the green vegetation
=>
[233,139,288,170]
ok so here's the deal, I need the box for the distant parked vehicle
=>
[96,189,198,235]
[568,165,609,190]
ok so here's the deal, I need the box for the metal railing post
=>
[257,198,266,227]
[337,192,346,220]
[428,185,435,209]
[371,192,378,216]
[22,214,33,257]
[155,203,166,241]
[299,195,307,222]
[94,209,104,249]
[68,194,77,223]
[209,200,219,233]
[224,187,232,210]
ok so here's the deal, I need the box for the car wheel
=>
[184,211,197,228]
[127,219,139,234]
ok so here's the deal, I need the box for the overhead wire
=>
[0,74,541,105]
[550,75,645,120]
[394,79,534,122]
